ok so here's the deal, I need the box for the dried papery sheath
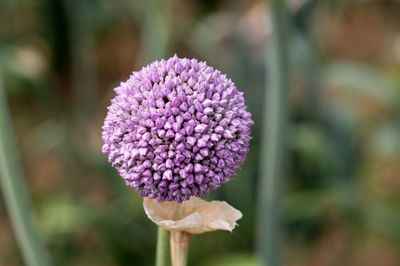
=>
[143,197,242,234]
[102,55,253,202]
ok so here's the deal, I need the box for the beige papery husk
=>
[143,196,242,266]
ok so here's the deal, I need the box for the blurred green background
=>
[1,0,400,265]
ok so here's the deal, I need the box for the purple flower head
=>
[102,55,253,203]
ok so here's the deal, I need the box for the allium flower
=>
[102,55,253,203]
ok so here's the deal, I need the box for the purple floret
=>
[102,55,253,203]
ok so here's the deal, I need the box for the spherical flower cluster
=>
[102,55,253,203]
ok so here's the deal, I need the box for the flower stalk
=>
[170,231,190,266]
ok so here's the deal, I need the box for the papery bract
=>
[143,197,242,234]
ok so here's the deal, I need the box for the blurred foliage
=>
[1,0,400,265]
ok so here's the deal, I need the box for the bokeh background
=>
[1,0,400,265]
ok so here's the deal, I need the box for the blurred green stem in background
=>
[139,0,170,64]
[0,72,52,266]
[257,0,290,266]
[155,227,169,266]
[63,0,98,122]
[140,1,171,266]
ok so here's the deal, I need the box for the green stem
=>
[63,0,98,122]
[0,72,52,266]
[155,227,169,266]
[140,0,170,64]
[257,0,290,266]
[140,1,172,265]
